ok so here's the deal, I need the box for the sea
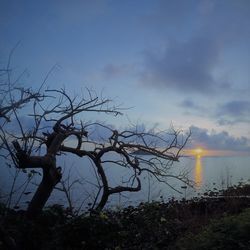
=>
[1,155,250,211]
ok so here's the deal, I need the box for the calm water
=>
[177,156,250,198]
[1,155,250,210]
[120,155,250,205]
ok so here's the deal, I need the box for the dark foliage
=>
[1,184,250,250]
[175,208,250,250]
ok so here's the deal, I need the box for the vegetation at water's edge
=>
[176,208,250,250]
[1,183,250,250]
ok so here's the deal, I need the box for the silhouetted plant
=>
[1,57,191,220]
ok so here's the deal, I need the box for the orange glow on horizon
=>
[194,148,203,157]
[187,147,207,158]
[183,148,250,157]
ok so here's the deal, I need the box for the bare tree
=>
[0,50,44,250]
[1,87,190,219]
[1,61,191,219]
[0,52,45,214]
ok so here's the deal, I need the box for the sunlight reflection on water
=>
[194,156,203,188]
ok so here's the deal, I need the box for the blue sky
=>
[1,0,250,153]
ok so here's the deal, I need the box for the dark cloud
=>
[216,101,250,125]
[120,123,250,152]
[179,99,206,113]
[2,116,54,136]
[189,125,250,151]
[152,0,250,44]
[141,36,220,93]
[102,63,135,79]
[180,100,196,109]
[178,99,250,126]
[139,0,250,94]
[217,101,250,117]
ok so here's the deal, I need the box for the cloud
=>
[139,0,250,94]
[216,101,250,125]
[102,63,136,79]
[178,99,250,126]
[118,123,250,153]
[141,36,220,94]
[217,101,250,117]
[2,116,54,136]
[152,0,250,43]
[189,125,250,152]
[179,99,207,113]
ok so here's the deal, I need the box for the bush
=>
[176,208,250,250]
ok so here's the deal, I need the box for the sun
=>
[184,147,209,157]
[195,148,203,154]
[193,147,204,157]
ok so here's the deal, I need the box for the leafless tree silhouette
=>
[1,59,190,219]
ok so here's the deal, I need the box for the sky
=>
[1,0,250,154]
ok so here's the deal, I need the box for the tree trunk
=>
[26,166,61,219]
[95,190,109,212]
